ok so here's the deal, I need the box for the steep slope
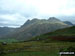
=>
[1,17,71,41]
[32,26,75,42]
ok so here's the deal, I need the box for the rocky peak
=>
[48,17,61,22]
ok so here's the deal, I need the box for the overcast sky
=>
[0,0,75,27]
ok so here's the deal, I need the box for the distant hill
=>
[1,17,71,41]
[32,26,75,42]
[63,21,74,26]
[0,27,15,37]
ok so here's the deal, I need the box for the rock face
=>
[0,17,71,41]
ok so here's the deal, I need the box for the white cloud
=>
[0,0,75,16]
[61,8,75,16]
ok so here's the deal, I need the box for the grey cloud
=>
[0,13,27,27]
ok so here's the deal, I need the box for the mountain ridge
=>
[0,17,72,41]
[1,17,71,40]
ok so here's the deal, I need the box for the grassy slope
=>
[1,42,75,56]
[0,41,75,56]
[31,26,75,42]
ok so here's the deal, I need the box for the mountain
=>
[0,27,15,37]
[48,17,61,22]
[32,26,75,42]
[63,21,74,25]
[0,17,71,41]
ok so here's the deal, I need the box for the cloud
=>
[0,0,37,16]
[0,0,75,27]
[0,13,27,27]
[1,0,75,16]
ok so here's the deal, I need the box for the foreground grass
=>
[5,51,58,56]
[0,41,75,56]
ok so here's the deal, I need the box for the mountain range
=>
[0,17,73,41]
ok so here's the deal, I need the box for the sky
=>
[0,0,75,27]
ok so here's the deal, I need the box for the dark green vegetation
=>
[0,17,71,41]
[60,46,75,52]
[0,39,18,43]
[61,55,75,56]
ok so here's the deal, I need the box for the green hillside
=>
[31,26,75,42]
